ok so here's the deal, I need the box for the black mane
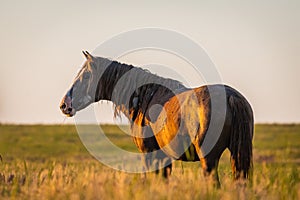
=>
[94,58,186,124]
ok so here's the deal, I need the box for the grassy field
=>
[0,124,299,199]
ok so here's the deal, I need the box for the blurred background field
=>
[0,124,299,199]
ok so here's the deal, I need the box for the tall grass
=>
[0,124,299,199]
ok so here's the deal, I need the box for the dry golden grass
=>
[0,160,299,200]
[0,124,299,199]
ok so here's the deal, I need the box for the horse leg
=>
[161,156,172,178]
[196,138,227,187]
[141,153,160,179]
[200,154,221,187]
[155,151,173,178]
[141,150,172,178]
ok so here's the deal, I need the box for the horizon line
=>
[1,122,300,126]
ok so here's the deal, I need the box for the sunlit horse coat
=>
[60,52,254,184]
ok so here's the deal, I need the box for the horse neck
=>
[95,61,126,97]
[95,60,134,117]
[95,59,185,120]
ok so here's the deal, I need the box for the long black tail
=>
[228,93,254,179]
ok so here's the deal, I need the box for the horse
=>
[60,51,254,185]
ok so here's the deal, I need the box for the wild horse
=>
[60,51,253,185]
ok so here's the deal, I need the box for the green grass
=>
[0,124,299,199]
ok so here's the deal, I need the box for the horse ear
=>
[82,51,93,60]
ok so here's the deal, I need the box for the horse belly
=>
[131,126,161,153]
[152,127,200,161]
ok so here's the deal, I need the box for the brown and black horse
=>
[60,51,254,185]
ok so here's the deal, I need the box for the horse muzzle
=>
[60,95,76,117]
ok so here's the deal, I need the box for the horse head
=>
[60,51,100,117]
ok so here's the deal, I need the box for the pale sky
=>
[0,1,299,124]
